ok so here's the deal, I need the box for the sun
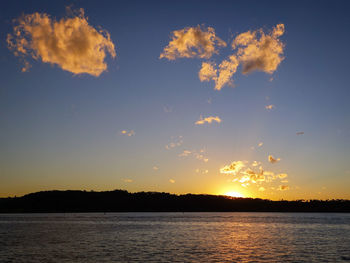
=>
[224,191,244,198]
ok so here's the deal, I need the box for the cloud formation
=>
[268,155,280,163]
[233,24,285,74]
[169,179,175,184]
[221,159,290,190]
[160,26,226,60]
[195,116,222,125]
[7,8,116,76]
[296,132,305,135]
[198,24,285,90]
[165,136,183,149]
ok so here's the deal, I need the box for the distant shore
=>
[0,190,349,213]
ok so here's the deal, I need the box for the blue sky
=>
[1,0,349,199]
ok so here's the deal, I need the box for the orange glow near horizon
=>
[224,191,244,198]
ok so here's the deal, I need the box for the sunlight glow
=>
[224,191,244,198]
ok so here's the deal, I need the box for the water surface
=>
[0,212,349,262]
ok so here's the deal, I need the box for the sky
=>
[1,0,349,200]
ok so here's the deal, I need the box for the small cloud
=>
[120,130,135,137]
[179,149,209,162]
[195,116,222,125]
[268,155,280,164]
[258,142,263,147]
[279,185,289,191]
[169,179,175,184]
[265,104,275,110]
[178,150,192,157]
[296,131,304,135]
[153,166,159,171]
[123,179,133,183]
[160,25,226,60]
[7,8,116,76]
[278,173,288,179]
[165,136,183,149]
[207,98,212,104]
[258,187,266,192]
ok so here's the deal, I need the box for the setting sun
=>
[224,191,244,198]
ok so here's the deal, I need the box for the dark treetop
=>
[1,190,349,213]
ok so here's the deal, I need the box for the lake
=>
[0,212,349,262]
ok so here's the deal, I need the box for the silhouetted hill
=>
[0,190,349,213]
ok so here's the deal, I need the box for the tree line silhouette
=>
[0,190,349,213]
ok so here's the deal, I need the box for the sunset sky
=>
[1,0,349,200]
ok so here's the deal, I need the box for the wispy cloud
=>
[165,136,183,150]
[296,131,304,135]
[179,149,209,162]
[268,155,280,164]
[195,116,222,125]
[153,166,159,171]
[178,150,192,157]
[123,179,133,183]
[169,179,175,184]
[7,8,116,76]
[258,142,263,147]
[121,130,135,137]
[196,169,209,174]
[160,25,226,60]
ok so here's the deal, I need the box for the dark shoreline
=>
[1,190,349,213]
